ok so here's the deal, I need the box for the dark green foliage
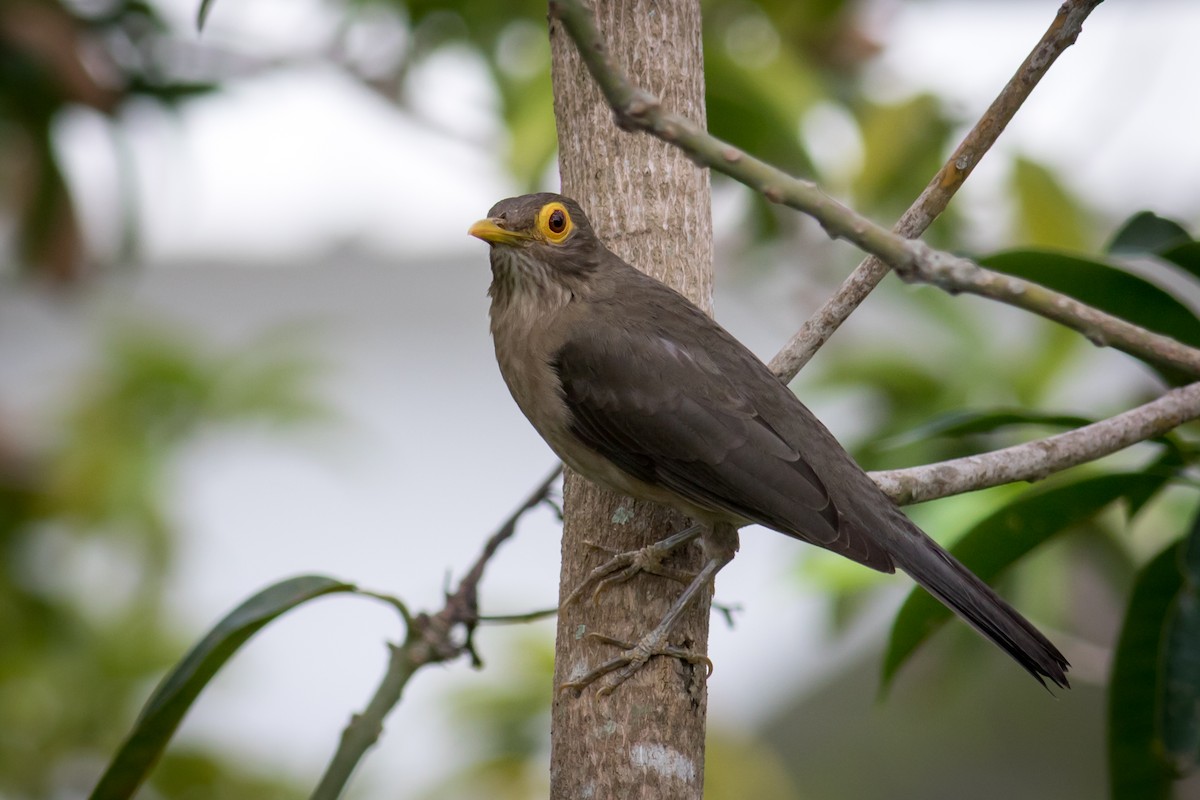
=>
[880,213,1200,798]
[1160,515,1200,777]
[982,249,1200,385]
[1108,542,1184,800]
[1011,157,1094,251]
[878,408,1099,450]
[883,472,1171,690]
[0,327,323,800]
[1106,211,1193,256]
[91,577,358,800]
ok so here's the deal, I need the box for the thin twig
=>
[549,0,1200,380]
[479,607,560,624]
[769,0,1106,382]
[451,465,562,626]
[870,382,1200,505]
[311,465,562,800]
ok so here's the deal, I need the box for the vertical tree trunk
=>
[547,3,714,799]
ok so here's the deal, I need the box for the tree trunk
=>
[547,3,714,799]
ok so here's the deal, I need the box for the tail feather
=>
[890,517,1070,689]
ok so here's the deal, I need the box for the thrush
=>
[469,192,1070,692]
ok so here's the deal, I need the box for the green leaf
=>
[981,249,1200,385]
[1161,241,1200,284]
[854,95,954,216]
[495,66,556,189]
[882,473,1166,688]
[1106,211,1192,256]
[1161,509,1200,775]
[197,0,217,31]
[1127,448,1188,519]
[89,575,357,800]
[1011,157,1090,251]
[706,44,820,180]
[1109,544,1183,800]
[880,408,1095,450]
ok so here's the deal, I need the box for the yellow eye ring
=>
[537,202,573,243]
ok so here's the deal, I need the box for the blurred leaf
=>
[736,0,872,72]
[1161,242,1200,283]
[90,575,358,800]
[1106,211,1192,256]
[197,0,217,31]
[213,335,329,424]
[1007,323,1085,406]
[495,65,555,188]
[879,408,1095,450]
[151,750,304,800]
[1109,543,1182,800]
[1128,449,1189,519]
[883,472,1168,689]
[449,635,553,760]
[1161,507,1200,775]
[853,94,952,216]
[421,634,554,800]
[41,327,324,537]
[1,321,326,797]
[706,22,821,179]
[705,730,801,800]
[20,142,83,280]
[1011,157,1091,250]
[124,78,218,105]
[817,350,950,415]
[801,548,889,596]
[981,249,1200,385]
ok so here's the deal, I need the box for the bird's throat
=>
[488,248,574,315]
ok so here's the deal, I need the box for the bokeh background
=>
[3,1,1200,798]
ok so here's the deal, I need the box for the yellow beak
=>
[468,218,531,246]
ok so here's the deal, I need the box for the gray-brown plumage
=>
[469,192,1069,689]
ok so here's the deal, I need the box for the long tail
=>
[890,516,1070,689]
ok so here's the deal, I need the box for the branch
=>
[450,464,563,634]
[870,382,1200,506]
[311,466,561,800]
[895,243,1200,378]
[549,0,1200,382]
[769,0,1106,381]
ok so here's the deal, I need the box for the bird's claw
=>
[563,539,696,607]
[557,632,713,696]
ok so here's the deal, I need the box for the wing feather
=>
[552,316,893,571]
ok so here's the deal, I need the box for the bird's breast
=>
[488,302,730,524]
[489,286,574,446]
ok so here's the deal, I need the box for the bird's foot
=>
[559,551,728,696]
[564,543,694,606]
[563,524,704,607]
[558,632,713,697]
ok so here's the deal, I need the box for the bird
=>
[468,191,1070,692]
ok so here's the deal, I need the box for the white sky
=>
[10,0,1200,796]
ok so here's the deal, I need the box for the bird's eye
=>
[537,202,573,243]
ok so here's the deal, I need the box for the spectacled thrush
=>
[469,192,1069,693]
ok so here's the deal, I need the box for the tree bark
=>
[547,2,713,798]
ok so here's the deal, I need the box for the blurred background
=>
[3,0,1199,798]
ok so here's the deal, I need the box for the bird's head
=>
[469,193,597,251]
[469,194,605,299]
